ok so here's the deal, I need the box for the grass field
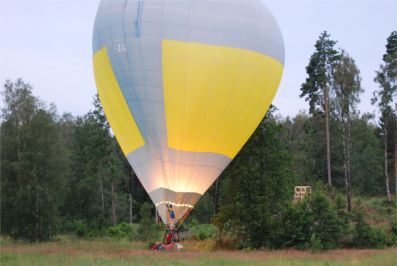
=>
[1,236,396,266]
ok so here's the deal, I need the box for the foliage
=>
[190,193,216,224]
[333,50,364,211]
[188,224,219,240]
[106,222,134,239]
[300,31,339,114]
[391,221,397,236]
[215,109,295,248]
[372,31,397,201]
[136,203,161,242]
[300,31,340,187]
[352,210,388,249]
[274,191,347,250]
[309,233,323,252]
[351,117,384,195]
[0,79,66,241]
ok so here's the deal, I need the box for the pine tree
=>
[372,31,397,201]
[301,31,340,187]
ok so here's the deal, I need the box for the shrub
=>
[391,221,397,236]
[106,226,124,239]
[189,224,219,240]
[72,220,89,238]
[274,192,347,250]
[309,233,323,252]
[136,203,161,242]
[105,222,136,239]
[353,210,387,249]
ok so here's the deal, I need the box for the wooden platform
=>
[293,186,311,203]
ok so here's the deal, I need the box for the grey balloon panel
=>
[93,0,284,62]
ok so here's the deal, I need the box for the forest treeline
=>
[1,31,396,249]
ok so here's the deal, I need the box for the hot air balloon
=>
[92,0,284,229]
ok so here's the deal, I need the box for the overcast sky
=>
[1,0,396,119]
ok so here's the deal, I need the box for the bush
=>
[136,203,161,242]
[353,210,388,249]
[71,220,89,238]
[105,222,134,239]
[189,224,219,240]
[309,233,323,252]
[68,220,105,238]
[391,221,397,236]
[274,192,347,250]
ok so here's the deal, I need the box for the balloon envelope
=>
[92,0,284,226]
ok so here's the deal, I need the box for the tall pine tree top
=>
[373,31,397,116]
[300,31,340,114]
[383,31,397,81]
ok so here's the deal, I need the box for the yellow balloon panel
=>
[93,47,145,155]
[163,40,283,159]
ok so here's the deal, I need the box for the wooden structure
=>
[293,186,311,203]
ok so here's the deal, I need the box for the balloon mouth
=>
[155,201,194,208]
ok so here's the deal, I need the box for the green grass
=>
[1,236,396,266]
[1,249,396,266]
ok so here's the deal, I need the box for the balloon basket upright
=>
[150,210,191,251]
[150,225,182,251]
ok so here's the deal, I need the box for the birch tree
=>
[334,51,363,211]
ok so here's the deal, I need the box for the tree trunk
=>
[384,125,391,202]
[394,144,397,199]
[99,173,105,213]
[129,193,133,224]
[342,115,352,212]
[34,187,40,239]
[324,83,332,186]
[395,103,397,198]
[347,113,352,212]
[129,171,134,224]
[111,182,117,226]
[214,179,220,215]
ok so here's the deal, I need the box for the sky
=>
[1,0,396,119]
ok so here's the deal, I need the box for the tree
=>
[351,115,384,196]
[215,109,294,248]
[333,51,363,211]
[1,79,66,241]
[301,31,339,187]
[372,31,397,201]
[61,95,133,229]
[279,113,316,185]
[279,112,335,186]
